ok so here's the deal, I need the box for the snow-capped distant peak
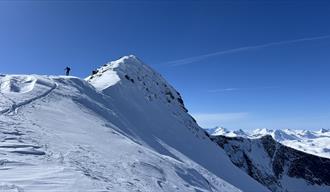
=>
[252,128,273,136]
[207,127,229,136]
[206,127,248,137]
[233,129,248,136]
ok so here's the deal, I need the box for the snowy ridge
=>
[207,127,330,159]
[0,56,269,192]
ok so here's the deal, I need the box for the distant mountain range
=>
[207,127,330,159]
[207,127,330,192]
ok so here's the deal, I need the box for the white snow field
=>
[0,56,269,192]
[208,127,330,159]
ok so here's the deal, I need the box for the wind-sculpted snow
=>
[0,56,270,192]
[0,75,57,115]
[0,76,36,93]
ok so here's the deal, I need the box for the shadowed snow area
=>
[0,56,269,192]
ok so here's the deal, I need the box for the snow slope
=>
[0,56,269,192]
[207,127,330,159]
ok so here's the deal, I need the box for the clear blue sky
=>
[1,0,330,130]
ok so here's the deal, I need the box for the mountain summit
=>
[0,56,268,192]
[86,55,187,112]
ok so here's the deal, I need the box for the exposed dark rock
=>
[177,98,184,105]
[124,75,130,80]
[261,135,276,158]
[92,70,98,75]
[190,116,197,123]
[165,91,175,100]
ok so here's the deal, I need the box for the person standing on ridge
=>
[65,67,71,76]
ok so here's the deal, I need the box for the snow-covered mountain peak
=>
[100,55,152,77]
[206,127,248,137]
[271,129,299,141]
[86,55,154,89]
[207,127,229,136]
[87,55,188,112]
[85,55,143,89]
[252,128,273,136]
[233,129,248,137]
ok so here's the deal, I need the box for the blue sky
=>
[1,0,330,130]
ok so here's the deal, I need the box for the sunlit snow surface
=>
[0,56,269,192]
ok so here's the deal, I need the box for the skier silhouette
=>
[65,67,71,76]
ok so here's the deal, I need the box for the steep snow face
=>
[208,127,330,159]
[210,135,330,192]
[0,56,269,192]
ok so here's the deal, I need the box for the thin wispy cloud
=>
[163,35,330,66]
[208,86,279,93]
